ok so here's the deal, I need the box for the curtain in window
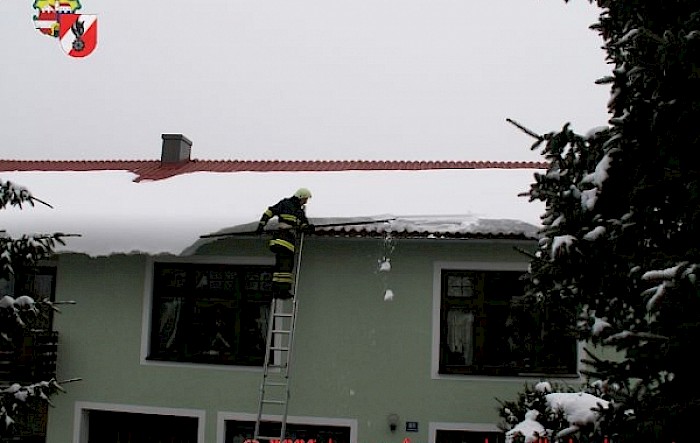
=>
[257,304,270,344]
[447,310,474,365]
[159,297,184,350]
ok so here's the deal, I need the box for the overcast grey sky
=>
[1,0,610,162]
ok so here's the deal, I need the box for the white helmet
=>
[294,188,312,199]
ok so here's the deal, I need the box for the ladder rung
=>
[272,329,291,334]
[262,379,289,384]
[262,399,286,405]
[273,312,293,318]
[270,346,289,351]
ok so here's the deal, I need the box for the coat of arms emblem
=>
[59,13,98,57]
[32,1,98,57]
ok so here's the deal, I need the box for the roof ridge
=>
[0,159,548,181]
[0,158,547,165]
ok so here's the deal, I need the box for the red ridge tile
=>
[0,159,548,182]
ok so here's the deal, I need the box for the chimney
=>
[161,134,192,163]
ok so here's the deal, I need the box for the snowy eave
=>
[1,169,544,257]
[183,215,540,255]
[326,215,540,238]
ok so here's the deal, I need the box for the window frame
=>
[429,422,504,443]
[431,261,579,379]
[141,256,275,369]
[219,413,357,443]
[75,401,205,443]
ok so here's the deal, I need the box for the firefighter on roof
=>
[257,188,315,299]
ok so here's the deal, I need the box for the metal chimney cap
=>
[161,134,193,146]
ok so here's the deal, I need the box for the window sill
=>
[440,365,579,378]
[433,372,582,382]
[142,358,264,372]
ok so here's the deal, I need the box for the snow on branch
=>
[641,262,695,311]
[580,153,613,190]
[0,180,52,210]
[505,392,610,443]
[603,330,668,344]
[550,235,576,259]
[0,378,81,434]
[0,295,37,329]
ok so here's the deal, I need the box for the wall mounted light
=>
[387,413,400,432]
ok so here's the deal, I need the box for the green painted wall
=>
[46,236,550,443]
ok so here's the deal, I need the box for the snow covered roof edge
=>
[182,215,540,256]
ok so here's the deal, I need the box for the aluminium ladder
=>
[253,233,305,443]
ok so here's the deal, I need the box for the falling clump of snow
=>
[378,259,391,272]
[384,289,394,301]
[378,232,395,301]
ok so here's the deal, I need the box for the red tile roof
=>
[0,159,548,182]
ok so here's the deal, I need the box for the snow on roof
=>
[1,168,545,257]
[184,215,540,255]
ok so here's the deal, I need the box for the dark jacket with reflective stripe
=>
[259,196,310,253]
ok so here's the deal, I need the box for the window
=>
[149,262,274,366]
[87,410,198,443]
[225,420,351,443]
[439,269,577,377]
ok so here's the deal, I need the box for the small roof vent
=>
[161,134,192,163]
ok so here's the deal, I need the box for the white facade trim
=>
[73,401,206,443]
[217,412,358,443]
[428,421,502,443]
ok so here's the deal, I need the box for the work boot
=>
[272,286,294,299]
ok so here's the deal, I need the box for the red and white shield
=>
[59,14,98,58]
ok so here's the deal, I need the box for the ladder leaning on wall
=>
[253,233,305,443]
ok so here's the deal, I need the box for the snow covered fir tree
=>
[0,179,74,440]
[498,1,700,442]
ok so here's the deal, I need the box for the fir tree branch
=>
[506,118,545,141]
